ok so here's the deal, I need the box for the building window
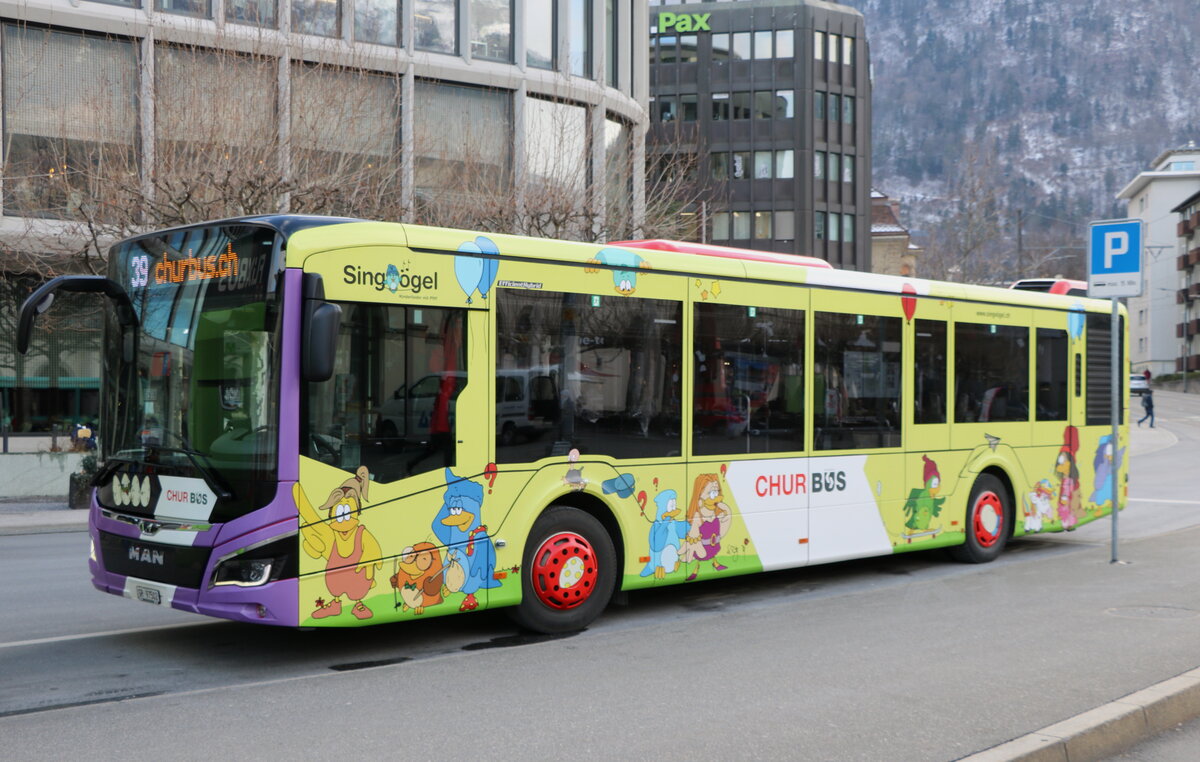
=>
[828,153,839,182]
[842,213,854,242]
[710,152,728,180]
[470,0,513,62]
[732,32,751,60]
[815,211,825,239]
[843,95,854,124]
[842,36,853,65]
[775,29,794,59]
[568,0,591,77]
[414,80,512,192]
[712,212,730,240]
[157,0,211,17]
[753,31,772,59]
[527,0,556,68]
[829,212,840,241]
[842,154,853,183]
[679,35,698,64]
[775,210,795,240]
[814,31,824,60]
[753,91,774,120]
[731,151,750,180]
[753,211,771,238]
[711,92,730,121]
[711,33,731,61]
[814,151,825,179]
[356,0,400,45]
[657,95,677,122]
[681,93,698,121]
[2,25,139,220]
[732,211,750,239]
[227,0,277,26]
[775,149,794,179]
[754,151,772,179]
[606,0,617,84]
[828,34,840,63]
[775,90,794,118]
[814,91,824,120]
[828,93,839,122]
[732,92,752,120]
[293,0,340,36]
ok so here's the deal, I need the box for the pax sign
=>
[658,12,711,32]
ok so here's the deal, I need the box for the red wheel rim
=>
[972,491,1004,547]
[530,531,598,610]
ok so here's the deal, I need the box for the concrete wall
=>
[0,452,84,499]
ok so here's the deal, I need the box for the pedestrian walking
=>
[1138,389,1155,428]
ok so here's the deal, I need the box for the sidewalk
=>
[0,498,86,535]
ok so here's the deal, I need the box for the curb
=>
[962,667,1200,761]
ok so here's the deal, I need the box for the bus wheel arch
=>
[508,495,621,634]
[950,469,1013,564]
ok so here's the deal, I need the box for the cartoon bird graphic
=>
[583,248,652,295]
[294,465,382,621]
[432,468,500,612]
[1087,434,1124,511]
[903,455,946,533]
[640,489,688,579]
[390,542,445,615]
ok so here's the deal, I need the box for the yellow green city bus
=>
[17,216,1129,633]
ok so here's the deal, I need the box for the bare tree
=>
[919,142,1008,284]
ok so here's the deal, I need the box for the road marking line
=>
[0,621,209,650]
[1127,498,1200,505]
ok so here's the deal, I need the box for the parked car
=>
[1129,373,1150,396]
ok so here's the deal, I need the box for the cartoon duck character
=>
[1054,426,1084,530]
[390,542,445,615]
[680,474,732,581]
[641,489,688,579]
[294,465,382,621]
[432,468,500,612]
[902,455,946,536]
[1024,479,1054,533]
[562,448,587,491]
[584,248,651,295]
[1087,434,1124,512]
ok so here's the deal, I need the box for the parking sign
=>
[1087,218,1144,298]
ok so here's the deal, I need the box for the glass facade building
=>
[648,0,871,269]
[0,0,648,440]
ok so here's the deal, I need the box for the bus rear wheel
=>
[950,474,1010,564]
[509,505,616,634]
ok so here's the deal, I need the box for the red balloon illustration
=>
[901,284,917,322]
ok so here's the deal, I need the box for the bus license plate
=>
[135,585,163,605]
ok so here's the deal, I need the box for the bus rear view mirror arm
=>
[17,275,138,355]
[302,273,341,382]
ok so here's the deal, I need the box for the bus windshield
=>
[100,223,282,520]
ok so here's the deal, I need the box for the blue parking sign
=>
[1087,218,1144,298]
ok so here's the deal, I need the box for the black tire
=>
[499,421,516,447]
[950,473,1011,563]
[509,505,617,634]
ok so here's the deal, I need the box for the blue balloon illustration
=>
[1068,304,1085,340]
[454,241,485,304]
[602,473,636,499]
[474,237,500,299]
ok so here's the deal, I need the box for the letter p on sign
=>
[1104,231,1128,269]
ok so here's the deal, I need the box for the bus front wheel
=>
[950,474,1010,564]
[509,505,617,634]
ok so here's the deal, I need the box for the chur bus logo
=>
[114,474,151,508]
[128,545,165,566]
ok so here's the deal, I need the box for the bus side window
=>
[913,319,946,424]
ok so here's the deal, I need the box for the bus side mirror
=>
[18,275,137,356]
[302,274,341,383]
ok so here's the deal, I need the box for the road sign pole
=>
[1110,297,1120,564]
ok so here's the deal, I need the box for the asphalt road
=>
[2,392,1199,760]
